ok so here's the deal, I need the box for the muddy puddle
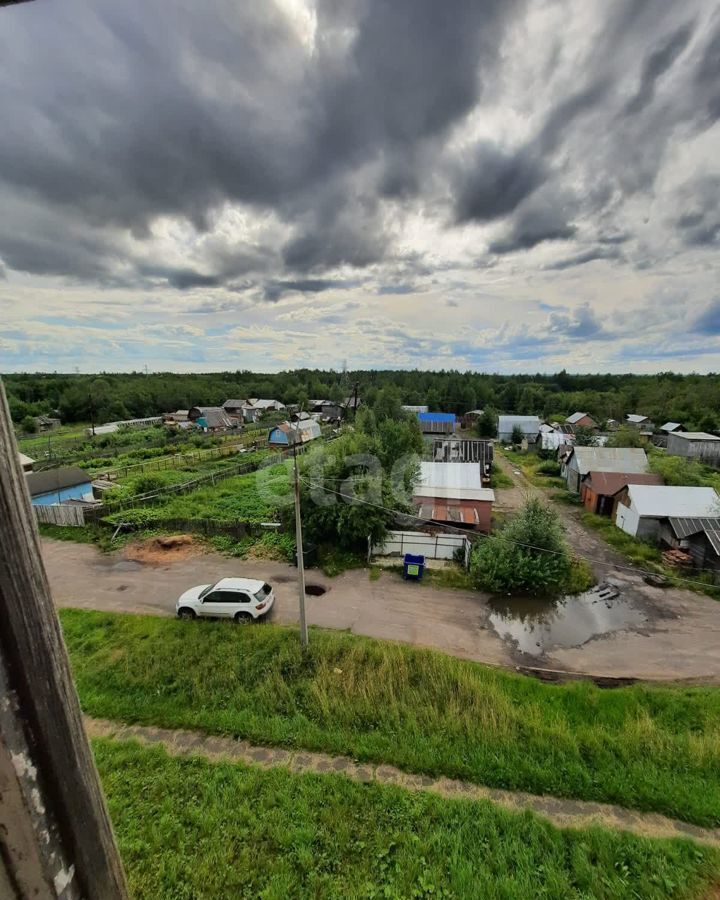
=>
[488,584,648,657]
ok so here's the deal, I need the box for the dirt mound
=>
[124,534,203,564]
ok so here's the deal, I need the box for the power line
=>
[300,476,720,592]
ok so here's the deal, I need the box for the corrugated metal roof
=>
[566,412,591,424]
[627,485,719,518]
[669,432,720,441]
[660,422,683,432]
[415,502,482,525]
[497,415,541,436]
[418,412,456,423]
[626,414,650,423]
[572,447,649,476]
[668,517,720,556]
[584,471,663,496]
[415,486,495,501]
[419,462,483,491]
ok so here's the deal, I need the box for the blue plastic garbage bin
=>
[403,553,425,581]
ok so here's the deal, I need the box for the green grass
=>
[61,610,720,827]
[490,464,514,488]
[316,544,367,576]
[104,462,292,526]
[95,738,720,900]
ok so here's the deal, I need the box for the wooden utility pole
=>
[0,381,128,899]
[291,430,308,649]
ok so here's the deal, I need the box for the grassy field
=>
[103,461,292,527]
[95,738,720,900]
[62,610,720,827]
[498,448,566,490]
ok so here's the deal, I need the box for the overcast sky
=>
[1,0,719,374]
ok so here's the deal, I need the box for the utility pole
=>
[353,381,359,417]
[291,429,308,649]
[88,394,95,438]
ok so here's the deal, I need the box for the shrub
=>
[470,498,574,596]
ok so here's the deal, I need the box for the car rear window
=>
[254,583,272,601]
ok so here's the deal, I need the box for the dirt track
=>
[43,532,720,682]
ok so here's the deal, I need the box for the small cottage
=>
[268,419,321,446]
[581,471,663,516]
[615,484,720,540]
[562,446,649,493]
[666,432,720,465]
[566,412,597,429]
[188,407,235,431]
[413,462,494,532]
[497,415,541,444]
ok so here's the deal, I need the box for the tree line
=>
[5,369,720,433]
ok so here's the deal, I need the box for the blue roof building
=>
[417,412,456,434]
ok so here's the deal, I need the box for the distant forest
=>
[4,370,720,433]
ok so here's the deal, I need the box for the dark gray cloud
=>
[548,304,613,340]
[693,300,720,334]
[544,246,623,270]
[0,0,718,296]
[262,279,359,302]
[453,144,545,223]
[489,192,577,254]
[672,176,720,247]
[623,22,695,116]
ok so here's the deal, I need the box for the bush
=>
[20,415,37,433]
[536,460,561,476]
[470,498,574,596]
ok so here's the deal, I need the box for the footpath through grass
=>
[61,610,720,827]
[95,738,720,900]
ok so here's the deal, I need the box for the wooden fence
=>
[33,504,87,527]
[91,438,268,480]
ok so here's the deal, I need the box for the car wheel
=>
[234,612,253,624]
[178,608,196,620]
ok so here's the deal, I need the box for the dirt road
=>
[43,535,720,682]
[491,454,720,680]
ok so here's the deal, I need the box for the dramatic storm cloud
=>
[0,0,719,373]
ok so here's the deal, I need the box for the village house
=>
[566,412,597,429]
[25,467,94,506]
[221,399,246,420]
[268,419,321,446]
[413,462,495,533]
[309,399,343,420]
[615,484,720,541]
[580,471,663,516]
[666,431,720,466]
[187,406,235,432]
[626,414,655,433]
[417,412,456,434]
[237,399,286,423]
[497,415,541,444]
[461,409,484,428]
[36,414,61,430]
[561,446,649,493]
[540,423,576,451]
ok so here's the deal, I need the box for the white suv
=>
[176,577,274,624]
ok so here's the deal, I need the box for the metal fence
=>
[371,529,471,563]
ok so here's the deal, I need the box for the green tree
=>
[470,499,574,596]
[606,426,646,448]
[574,426,597,446]
[511,425,524,445]
[476,409,497,438]
[20,414,37,434]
